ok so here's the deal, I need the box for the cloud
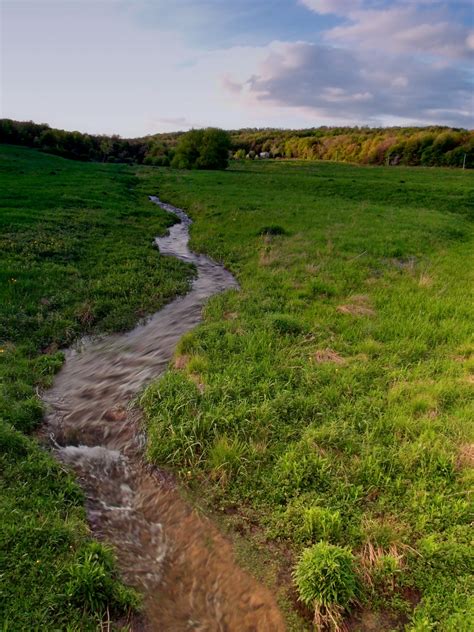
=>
[230,41,473,126]
[3,0,473,133]
[300,0,474,59]
[299,0,361,15]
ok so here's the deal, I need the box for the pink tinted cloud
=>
[301,0,474,59]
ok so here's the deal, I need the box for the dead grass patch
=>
[305,263,320,275]
[173,354,190,370]
[418,273,433,288]
[457,443,474,469]
[259,248,278,266]
[337,295,375,317]
[76,301,95,326]
[189,373,205,393]
[313,348,346,365]
[390,257,417,271]
[358,542,405,592]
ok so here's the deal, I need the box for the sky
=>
[1,0,473,136]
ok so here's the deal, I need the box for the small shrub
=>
[257,225,287,236]
[293,542,357,629]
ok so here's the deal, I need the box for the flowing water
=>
[41,197,285,631]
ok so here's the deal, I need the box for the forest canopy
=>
[1,118,472,169]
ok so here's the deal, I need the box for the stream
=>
[41,196,285,631]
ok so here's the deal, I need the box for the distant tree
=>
[172,128,231,170]
[171,129,203,169]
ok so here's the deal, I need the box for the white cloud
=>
[328,7,472,59]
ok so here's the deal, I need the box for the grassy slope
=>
[140,161,474,630]
[0,146,193,629]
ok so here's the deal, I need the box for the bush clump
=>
[172,128,231,170]
[293,542,357,630]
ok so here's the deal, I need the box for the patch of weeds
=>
[257,225,288,236]
[64,541,139,615]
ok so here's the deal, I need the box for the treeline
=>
[229,126,474,168]
[1,118,472,168]
[0,119,152,164]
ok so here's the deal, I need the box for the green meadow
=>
[139,160,474,629]
[0,145,193,629]
[1,145,472,630]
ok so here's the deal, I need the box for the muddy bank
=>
[41,196,285,631]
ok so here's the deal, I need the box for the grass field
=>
[1,146,472,630]
[0,145,193,629]
[139,160,474,630]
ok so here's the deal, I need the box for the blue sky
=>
[1,0,473,136]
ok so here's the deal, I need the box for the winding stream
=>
[41,197,285,631]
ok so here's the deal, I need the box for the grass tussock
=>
[140,159,474,630]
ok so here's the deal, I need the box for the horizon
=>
[3,117,472,141]
[1,1,473,136]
